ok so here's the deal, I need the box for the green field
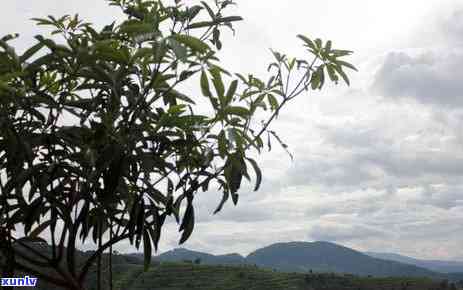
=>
[80,261,458,290]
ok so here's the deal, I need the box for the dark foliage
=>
[0,0,355,289]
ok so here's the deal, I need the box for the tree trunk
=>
[109,244,113,290]
[97,220,102,290]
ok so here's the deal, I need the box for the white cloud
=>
[308,223,388,243]
[372,51,463,107]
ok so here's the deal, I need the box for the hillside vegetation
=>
[92,262,456,290]
[7,241,463,290]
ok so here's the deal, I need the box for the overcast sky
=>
[3,0,463,261]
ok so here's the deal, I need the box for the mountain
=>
[245,241,441,278]
[152,248,247,266]
[365,251,463,273]
[154,241,451,279]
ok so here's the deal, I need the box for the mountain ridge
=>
[365,251,463,274]
[147,241,463,281]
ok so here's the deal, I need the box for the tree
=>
[0,0,356,289]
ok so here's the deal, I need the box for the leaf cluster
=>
[0,1,355,289]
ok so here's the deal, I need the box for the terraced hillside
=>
[6,244,461,290]
[105,262,455,290]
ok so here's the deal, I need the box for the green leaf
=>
[326,64,339,83]
[231,192,239,205]
[315,38,322,50]
[297,35,316,50]
[210,66,225,99]
[65,99,94,110]
[170,39,187,59]
[20,42,45,63]
[0,81,12,93]
[214,190,229,214]
[335,60,358,71]
[246,157,262,191]
[201,1,216,19]
[311,66,326,90]
[187,5,203,20]
[225,80,238,104]
[332,65,350,85]
[1,33,19,43]
[212,27,221,49]
[179,70,197,82]
[150,211,166,251]
[186,16,243,29]
[332,49,353,57]
[166,90,196,105]
[235,73,247,83]
[31,18,54,26]
[318,66,325,89]
[120,21,153,35]
[218,130,227,158]
[173,34,210,54]
[224,153,244,194]
[216,16,243,23]
[179,203,195,244]
[186,21,215,29]
[251,94,266,112]
[210,64,231,77]
[267,94,278,111]
[325,40,332,53]
[224,106,249,118]
[288,58,296,70]
[200,70,212,97]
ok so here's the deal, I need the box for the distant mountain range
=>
[365,251,463,273]
[154,248,246,266]
[246,241,440,278]
[144,241,463,281]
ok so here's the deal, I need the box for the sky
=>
[2,0,463,261]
